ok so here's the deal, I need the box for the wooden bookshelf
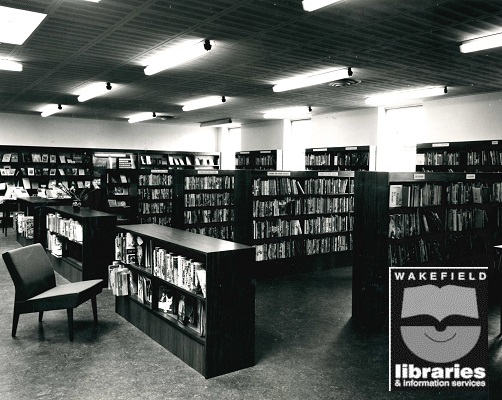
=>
[172,169,234,240]
[234,170,353,277]
[100,169,138,222]
[305,145,376,171]
[352,171,502,330]
[235,149,283,170]
[113,224,255,378]
[416,140,502,172]
[137,168,173,226]
[138,151,220,170]
[42,206,116,284]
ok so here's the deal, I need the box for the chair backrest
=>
[2,243,56,302]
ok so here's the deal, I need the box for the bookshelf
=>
[0,146,19,193]
[138,151,220,170]
[101,169,138,222]
[305,145,376,171]
[113,224,255,378]
[172,170,234,240]
[137,168,173,226]
[416,140,502,172]
[18,147,93,195]
[16,196,71,246]
[352,171,502,330]
[234,170,354,277]
[235,149,283,170]
[43,205,116,284]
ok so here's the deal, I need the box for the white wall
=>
[310,108,379,148]
[240,120,284,150]
[0,112,217,151]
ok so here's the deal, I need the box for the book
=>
[389,185,403,208]
[1,153,11,162]
[11,153,18,162]
[41,154,49,163]
[32,153,41,162]
[27,167,35,176]
[59,154,66,163]
[49,154,57,163]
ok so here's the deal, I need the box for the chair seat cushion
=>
[20,279,103,312]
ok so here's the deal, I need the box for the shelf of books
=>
[1,147,20,193]
[235,149,283,170]
[234,170,354,277]
[18,148,93,195]
[138,151,220,170]
[416,139,502,172]
[352,171,502,330]
[101,169,138,222]
[137,169,173,226]
[112,224,255,378]
[43,205,116,284]
[172,170,234,240]
[305,145,376,171]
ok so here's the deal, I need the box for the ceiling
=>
[1,0,502,126]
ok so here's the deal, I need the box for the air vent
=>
[327,78,361,87]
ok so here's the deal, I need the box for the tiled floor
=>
[0,229,501,400]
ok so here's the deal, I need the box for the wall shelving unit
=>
[416,140,502,172]
[235,149,283,170]
[305,145,376,171]
[113,223,255,378]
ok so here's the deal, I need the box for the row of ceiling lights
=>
[1,1,501,124]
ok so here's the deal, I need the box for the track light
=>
[77,82,115,102]
[460,32,502,53]
[41,104,65,117]
[0,59,23,72]
[365,86,448,106]
[273,67,353,92]
[302,0,344,12]
[182,96,228,112]
[128,112,157,123]
[200,118,233,127]
[144,39,215,76]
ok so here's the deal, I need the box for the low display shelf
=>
[43,205,116,284]
[113,224,255,378]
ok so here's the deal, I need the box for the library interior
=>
[1,1,502,399]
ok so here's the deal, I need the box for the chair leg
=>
[67,308,74,341]
[12,309,20,337]
[91,296,98,326]
[39,311,44,322]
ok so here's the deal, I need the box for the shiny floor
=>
[0,229,501,400]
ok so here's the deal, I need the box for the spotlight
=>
[222,96,226,103]
[308,106,312,112]
[152,112,156,118]
[204,39,212,51]
[106,82,112,90]
[348,67,353,77]
[58,104,62,110]
[444,86,448,94]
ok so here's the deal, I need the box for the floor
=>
[0,229,501,400]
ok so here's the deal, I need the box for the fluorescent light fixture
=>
[200,118,233,127]
[460,32,502,53]
[0,59,22,72]
[128,112,157,124]
[94,152,127,158]
[0,6,46,45]
[302,0,344,12]
[40,104,64,118]
[365,86,447,106]
[273,67,352,92]
[263,106,312,119]
[82,0,101,2]
[144,39,214,76]
[182,96,227,112]
[77,82,113,102]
